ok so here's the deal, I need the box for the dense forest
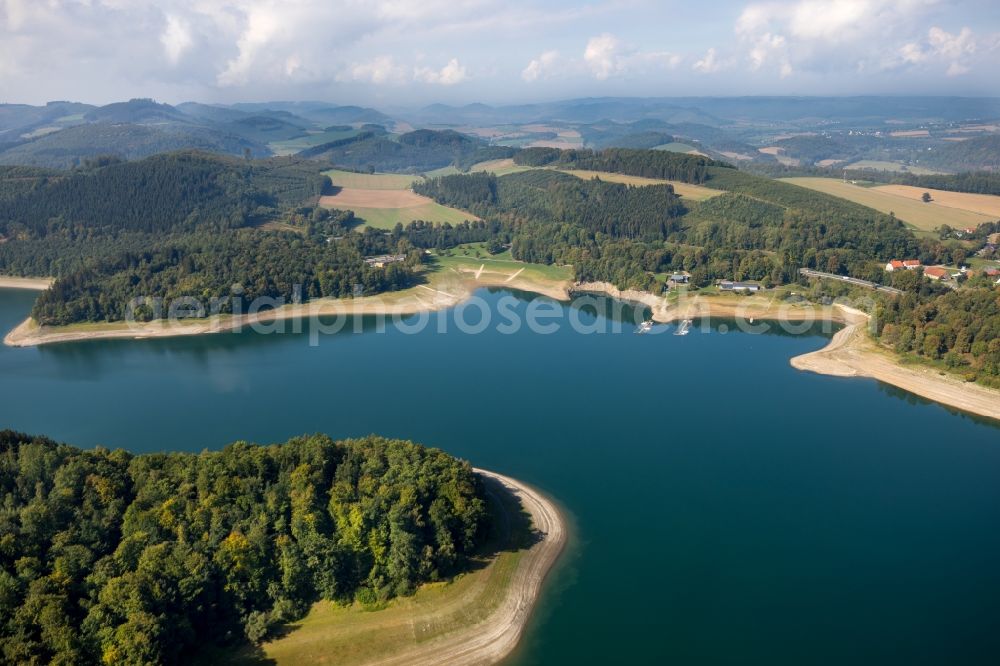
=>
[0,152,432,323]
[298,129,514,172]
[875,286,1000,387]
[29,227,420,325]
[512,146,723,183]
[0,431,489,665]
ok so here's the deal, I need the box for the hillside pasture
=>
[323,169,422,190]
[781,177,994,232]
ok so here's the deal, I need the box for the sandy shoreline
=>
[791,306,1000,422]
[366,468,567,666]
[4,276,997,422]
[3,269,572,348]
[0,276,54,291]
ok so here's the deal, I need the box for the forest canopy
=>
[0,431,488,665]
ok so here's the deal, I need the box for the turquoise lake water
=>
[1,287,999,665]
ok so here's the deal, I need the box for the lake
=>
[1,286,999,665]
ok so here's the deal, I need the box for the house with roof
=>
[923,266,950,281]
[885,259,921,272]
[719,280,762,292]
[668,273,690,287]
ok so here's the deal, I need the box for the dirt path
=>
[791,307,1000,422]
[367,469,567,666]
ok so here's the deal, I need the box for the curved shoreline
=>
[791,307,1000,422]
[4,278,997,422]
[360,468,567,666]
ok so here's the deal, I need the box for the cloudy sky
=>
[2,0,999,107]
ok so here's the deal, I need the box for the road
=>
[798,268,903,295]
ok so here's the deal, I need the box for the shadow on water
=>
[876,380,1000,427]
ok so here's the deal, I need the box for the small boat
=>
[675,319,692,336]
[635,320,654,334]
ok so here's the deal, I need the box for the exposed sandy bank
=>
[361,469,567,666]
[791,306,1000,422]
[0,276,54,290]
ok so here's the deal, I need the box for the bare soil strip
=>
[0,276,54,290]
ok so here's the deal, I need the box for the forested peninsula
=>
[0,431,490,665]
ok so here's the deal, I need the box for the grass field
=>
[843,160,944,176]
[435,246,573,284]
[323,169,423,190]
[654,142,699,153]
[781,177,994,231]
[340,203,474,229]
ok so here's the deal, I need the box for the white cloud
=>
[693,48,722,73]
[730,0,997,79]
[897,26,981,75]
[414,58,469,85]
[581,33,681,80]
[584,33,620,80]
[160,14,193,65]
[343,56,408,85]
[522,50,561,82]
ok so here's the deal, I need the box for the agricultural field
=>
[781,177,995,232]
[319,187,474,229]
[843,160,944,175]
[559,169,722,201]
[872,185,1000,218]
[318,169,474,228]
[323,169,422,190]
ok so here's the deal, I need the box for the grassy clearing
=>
[423,165,463,178]
[843,160,945,175]
[468,159,533,176]
[654,142,699,153]
[558,169,721,201]
[781,177,994,231]
[340,203,475,230]
[434,248,573,284]
[323,169,423,190]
